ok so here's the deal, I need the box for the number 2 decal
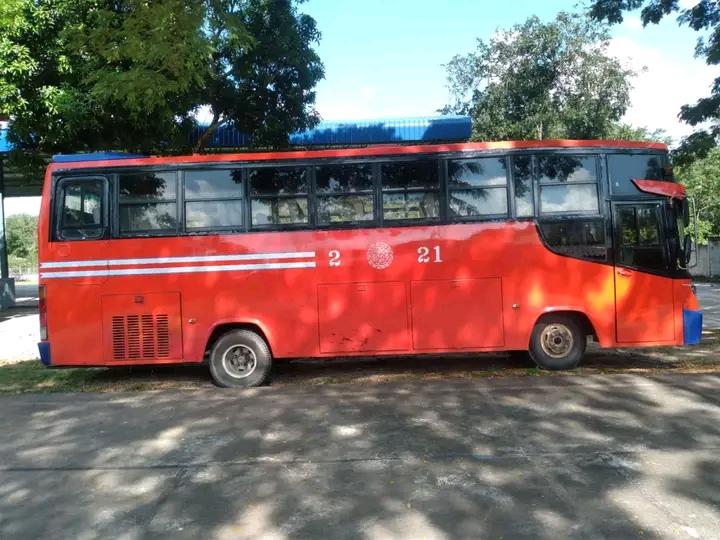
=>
[417,245,442,263]
[328,250,341,267]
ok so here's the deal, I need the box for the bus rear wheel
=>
[529,315,586,371]
[209,329,272,388]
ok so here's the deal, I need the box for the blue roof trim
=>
[52,152,146,163]
[194,115,472,148]
[0,127,11,153]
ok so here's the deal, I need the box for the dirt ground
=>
[1,329,719,394]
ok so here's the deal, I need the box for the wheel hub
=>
[222,345,257,379]
[539,324,574,359]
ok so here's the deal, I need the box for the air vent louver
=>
[111,314,171,360]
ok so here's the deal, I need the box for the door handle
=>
[617,268,633,277]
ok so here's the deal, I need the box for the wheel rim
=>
[539,324,574,359]
[221,345,257,379]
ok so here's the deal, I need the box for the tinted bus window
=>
[381,161,440,220]
[538,156,599,214]
[448,158,508,218]
[184,170,243,230]
[512,156,534,217]
[249,167,309,226]
[119,172,178,233]
[316,164,375,224]
[57,178,105,240]
[539,219,607,261]
[616,204,666,270]
[608,154,668,195]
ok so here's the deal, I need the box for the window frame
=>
[613,201,670,273]
[247,164,312,230]
[605,150,672,198]
[313,161,378,227]
[537,154,601,216]
[379,158,443,225]
[446,156,510,222]
[182,168,246,233]
[53,175,109,242]
[117,170,180,237]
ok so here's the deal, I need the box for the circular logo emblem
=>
[367,242,394,269]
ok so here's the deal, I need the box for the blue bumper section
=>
[38,342,52,366]
[683,309,703,346]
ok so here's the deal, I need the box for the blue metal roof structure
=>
[52,152,145,163]
[48,115,472,162]
[193,115,472,148]
[0,127,10,153]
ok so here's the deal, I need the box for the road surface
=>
[1,374,719,539]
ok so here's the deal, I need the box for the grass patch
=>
[3,330,720,394]
[0,361,212,394]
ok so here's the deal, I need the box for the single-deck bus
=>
[37,140,702,387]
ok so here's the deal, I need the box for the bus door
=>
[612,202,675,343]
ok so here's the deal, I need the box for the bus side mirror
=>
[684,235,692,266]
[683,198,690,227]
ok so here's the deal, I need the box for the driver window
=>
[616,204,666,270]
[57,178,106,241]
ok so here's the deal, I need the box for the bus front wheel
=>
[529,315,586,371]
[209,329,272,388]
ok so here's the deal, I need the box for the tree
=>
[442,13,634,141]
[5,214,37,266]
[0,0,323,157]
[589,0,720,164]
[606,123,673,144]
[675,148,720,244]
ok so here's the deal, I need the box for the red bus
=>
[37,140,702,387]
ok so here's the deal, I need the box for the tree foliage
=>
[605,122,673,144]
[5,213,37,265]
[675,148,720,244]
[442,13,634,141]
[0,0,323,156]
[589,0,720,164]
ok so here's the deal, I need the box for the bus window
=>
[615,204,666,270]
[56,178,106,241]
[249,167,309,226]
[539,219,607,261]
[538,155,599,214]
[381,160,440,221]
[608,154,669,196]
[511,156,534,217]
[119,171,178,234]
[316,163,374,224]
[447,158,508,218]
[184,169,244,230]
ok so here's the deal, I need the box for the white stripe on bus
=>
[39,251,316,269]
[40,261,316,279]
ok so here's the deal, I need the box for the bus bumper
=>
[38,342,52,366]
[683,308,703,346]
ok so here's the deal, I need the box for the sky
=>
[4,0,716,216]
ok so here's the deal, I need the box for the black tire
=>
[209,329,272,388]
[529,315,586,371]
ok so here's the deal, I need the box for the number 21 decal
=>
[417,245,442,263]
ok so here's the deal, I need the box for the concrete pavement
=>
[1,374,720,539]
[696,282,720,328]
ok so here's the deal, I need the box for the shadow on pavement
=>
[1,374,719,538]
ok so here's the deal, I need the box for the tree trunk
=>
[194,113,226,153]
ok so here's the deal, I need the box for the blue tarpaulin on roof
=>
[193,115,472,148]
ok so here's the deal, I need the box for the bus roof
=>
[48,139,669,171]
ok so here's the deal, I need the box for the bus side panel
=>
[45,282,105,365]
[489,224,616,351]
